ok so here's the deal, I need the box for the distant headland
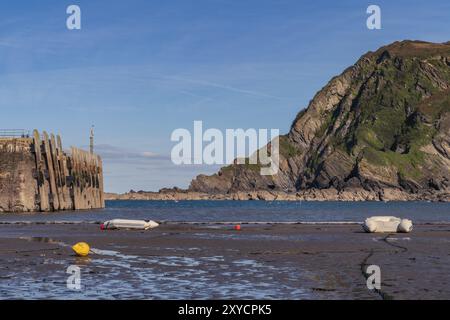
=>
[107,40,450,202]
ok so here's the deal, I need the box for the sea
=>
[0,200,449,224]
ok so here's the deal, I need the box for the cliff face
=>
[189,41,450,201]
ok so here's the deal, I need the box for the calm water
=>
[0,200,449,223]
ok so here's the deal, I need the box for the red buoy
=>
[234,224,241,231]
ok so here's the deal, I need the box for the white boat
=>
[101,219,159,230]
[362,216,413,233]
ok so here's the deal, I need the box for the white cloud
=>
[93,144,168,161]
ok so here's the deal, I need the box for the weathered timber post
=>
[32,130,50,211]
[50,134,64,210]
[42,131,59,211]
[56,135,71,210]
[98,155,105,207]
[71,147,80,209]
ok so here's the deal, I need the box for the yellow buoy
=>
[72,242,90,257]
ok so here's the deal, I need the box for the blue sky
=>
[1,0,449,192]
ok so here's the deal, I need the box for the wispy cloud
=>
[166,75,287,100]
[92,144,169,162]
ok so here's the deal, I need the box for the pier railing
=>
[0,129,30,138]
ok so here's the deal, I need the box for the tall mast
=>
[90,125,94,154]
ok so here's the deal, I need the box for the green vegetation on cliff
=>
[189,41,450,197]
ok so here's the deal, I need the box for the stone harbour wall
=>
[0,130,104,213]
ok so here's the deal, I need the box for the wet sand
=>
[0,222,449,299]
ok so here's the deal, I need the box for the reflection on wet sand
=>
[0,223,449,299]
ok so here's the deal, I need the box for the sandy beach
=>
[0,222,449,299]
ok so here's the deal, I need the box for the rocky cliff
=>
[187,41,450,201]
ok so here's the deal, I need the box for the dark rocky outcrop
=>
[185,41,450,201]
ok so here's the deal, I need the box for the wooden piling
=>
[32,130,50,211]
[56,135,71,210]
[98,155,105,207]
[42,131,59,211]
[28,129,104,212]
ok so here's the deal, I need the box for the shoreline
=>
[0,222,449,299]
[2,220,450,225]
[105,188,450,202]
